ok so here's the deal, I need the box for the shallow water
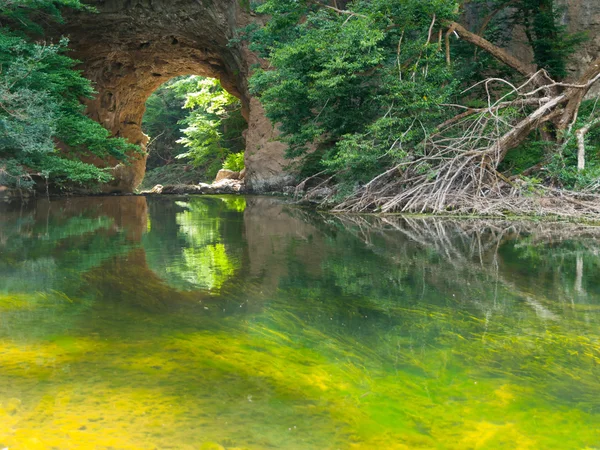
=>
[0,195,599,449]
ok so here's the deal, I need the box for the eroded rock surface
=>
[559,0,600,86]
[245,98,296,192]
[215,169,240,182]
[50,0,290,193]
[465,1,600,83]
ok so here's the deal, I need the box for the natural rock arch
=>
[48,0,293,192]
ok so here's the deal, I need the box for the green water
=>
[0,195,599,449]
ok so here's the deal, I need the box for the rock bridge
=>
[51,0,292,193]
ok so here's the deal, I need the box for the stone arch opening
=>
[141,74,248,187]
[47,0,293,193]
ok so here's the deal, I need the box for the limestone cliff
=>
[559,0,600,82]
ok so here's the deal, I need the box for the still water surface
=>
[0,195,599,449]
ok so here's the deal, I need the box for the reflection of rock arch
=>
[49,1,293,193]
[14,196,149,242]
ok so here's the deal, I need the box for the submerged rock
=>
[200,443,225,450]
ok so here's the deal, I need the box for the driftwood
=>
[330,66,600,216]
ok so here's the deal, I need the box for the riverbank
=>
[142,179,244,196]
[4,180,600,224]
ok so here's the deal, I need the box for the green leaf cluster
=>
[248,0,459,185]
[0,0,139,190]
[171,77,247,180]
[222,151,245,172]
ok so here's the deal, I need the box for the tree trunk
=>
[576,127,588,171]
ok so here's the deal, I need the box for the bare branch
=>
[309,1,368,18]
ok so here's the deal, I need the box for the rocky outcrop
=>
[214,169,240,182]
[465,1,600,84]
[558,0,600,86]
[50,0,292,193]
[144,179,244,196]
[244,98,297,192]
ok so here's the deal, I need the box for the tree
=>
[246,0,600,215]
[0,0,138,191]
[172,76,246,180]
[248,0,459,185]
[142,77,189,170]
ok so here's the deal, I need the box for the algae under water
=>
[0,195,599,449]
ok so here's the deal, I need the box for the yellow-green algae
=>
[1,299,599,449]
[0,196,600,449]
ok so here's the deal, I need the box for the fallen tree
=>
[320,18,600,217]
[333,63,600,216]
[249,0,600,217]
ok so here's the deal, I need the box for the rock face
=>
[48,0,599,193]
[145,179,244,195]
[51,0,290,193]
[244,98,296,192]
[214,169,240,182]
[465,1,600,84]
[558,0,600,84]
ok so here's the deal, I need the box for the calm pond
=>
[0,195,599,449]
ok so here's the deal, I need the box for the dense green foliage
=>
[1,0,592,195]
[174,77,246,179]
[245,0,591,193]
[546,100,600,190]
[140,77,198,189]
[500,99,600,190]
[247,0,459,184]
[0,0,139,190]
[142,77,189,170]
[141,76,247,185]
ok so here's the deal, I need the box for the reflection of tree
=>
[0,200,140,298]
[0,198,146,341]
[143,197,244,292]
[220,196,246,213]
[177,244,236,291]
[325,215,600,307]
[2,197,600,447]
[269,213,600,416]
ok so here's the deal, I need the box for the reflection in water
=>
[143,197,245,292]
[0,195,600,449]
